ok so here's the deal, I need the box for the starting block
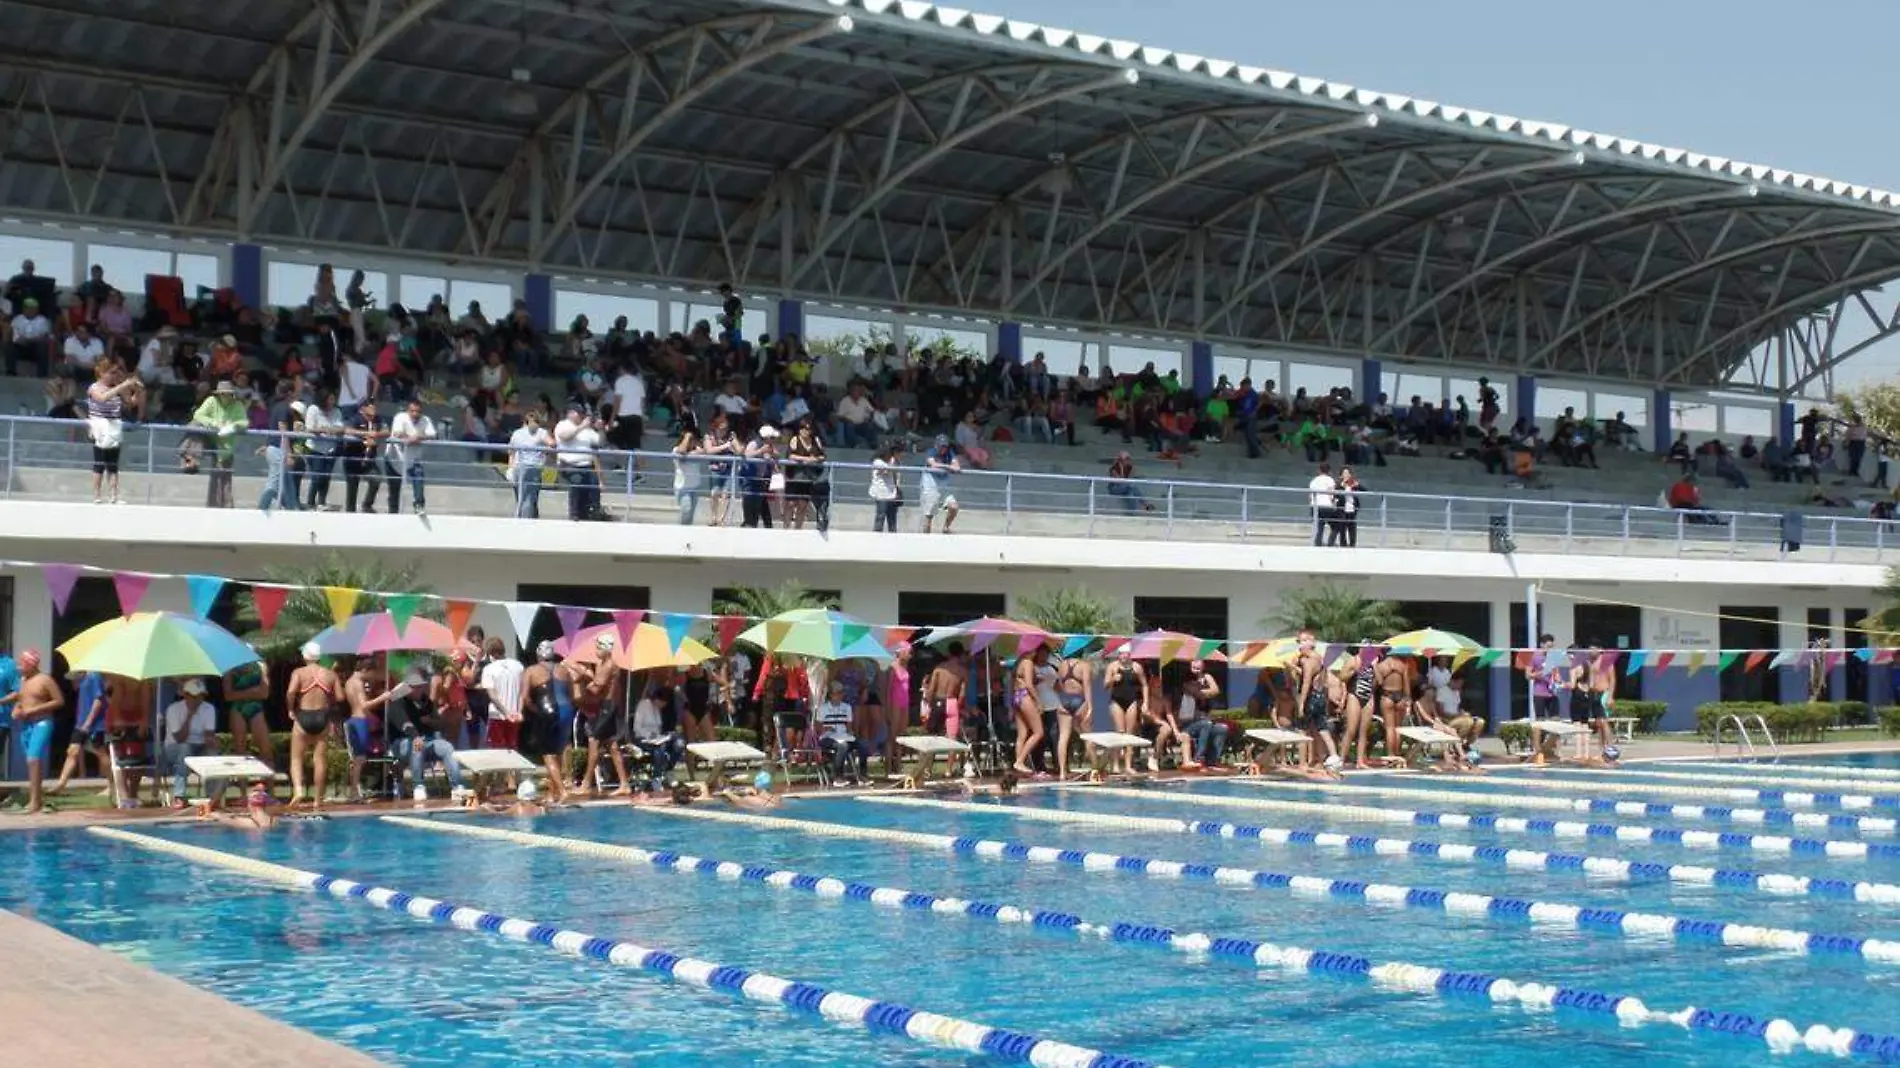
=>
[895,735,969,788]
[454,749,539,775]
[1524,718,1595,761]
[1080,731,1153,781]
[1397,725,1461,765]
[687,740,768,789]
[183,755,277,807]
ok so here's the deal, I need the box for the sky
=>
[983,0,1900,389]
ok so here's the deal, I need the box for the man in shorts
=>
[7,651,64,814]
[52,669,109,794]
[918,434,961,534]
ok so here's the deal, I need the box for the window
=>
[1389,373,1443,405]
[176,252,221,295]
[905,323,988,360]
[556,289,661,334]
[513,584,651,657]
[398,274,448,309]
[1286,361,1353,397]
[1445,377,1505,416]
[266,261,317,307]
[1723,405,1772,437]
[1108,343,1182,381]
[671,299,768,338]
[1537,386,1588,421]
[898,592,1006,631]
[450,279,515,319]
[87,245,172,291]
[1593,392,1646,425]
[0,235,74,284]
[1675,402,1718,434]
[1026,335,1094,375]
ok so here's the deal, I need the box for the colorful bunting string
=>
[42,564,79,616]
[112,571,151,616]
[251,585,290,633]
[186,575,225,619]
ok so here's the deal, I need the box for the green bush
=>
[1613,701,1668,734]
[1882,706,1900,739]
[1694,702,1835,744]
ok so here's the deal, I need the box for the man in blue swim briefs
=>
[8,650,64,815]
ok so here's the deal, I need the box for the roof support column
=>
[997,322,1023,363]
[1191,341,1214,398]
[1653,390,1672,455]
[1361,358,1382,406]
[777,299,804,344]
[1516,375,1537,429]
[524,273,554,334]
[231,242,263,311]
[1778,400,1796,449]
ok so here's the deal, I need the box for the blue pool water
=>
[5,753,1900,1066]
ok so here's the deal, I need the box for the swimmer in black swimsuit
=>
[1103,649,1145,775]
[519,642,568,804]
[285,641,342,810]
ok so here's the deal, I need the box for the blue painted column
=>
[1778,400,1797,447]
[776,299,804,343]
[524,273,553,332]
[1191,340,1214,398]
[1361,358,1382,405]
[1652,389,1672,454]
[231,243,263,308]
[1514,375,1537,428]
[997,322,1023,363]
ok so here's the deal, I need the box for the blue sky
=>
[988,0,1900,386]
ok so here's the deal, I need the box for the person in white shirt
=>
[712,378,750,424]
[1307,462,1337,547]
[336,350,376,420]
[868,442,902,533]
[630,682,685,792]
[672,422,705,524]
[7,297,55,377]
[780,384,811,426]
[136,327,179,386]
[385,399,438,514]
[814,680,866,784]
[162,678,218,804]
[610,364,646,452]
[62,322,105,377]
[850,347,885,389]
[507,408,552,518]
[553,404,603,520]
[478,637,527,750]
[834,381,878,448]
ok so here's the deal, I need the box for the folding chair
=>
[771,705,829,787]
[343,716,402,800]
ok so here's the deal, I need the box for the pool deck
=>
[0,907,384,1066]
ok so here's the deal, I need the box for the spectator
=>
[1761,436,1788,481]
[3,259,41,308]
[386,398,438,515]
[62,321,105,380]
[740,425,779,528]
[1343,424,1385,468]
[97,290,134,342]
[1018,396,1053,444]
[835,381,878,448]
[1666,472,1725,525]
[507,408,552,519]
[672,421,704,525]
[191,381,248,509]
[610,359,646,453]
[1713,447,1751,490]
[342,398,389,514]
[1663,431,1693,474]
[8,297,54,376]
[1106,450,1155,514]
[868,442,903,532]
[258,403,303,514]
[1789,443,1820,484]
[919,434,961,534]
[302,391,344,510]
[1846,415,1871,481]
[161,678,217,807]
[785,421,830,532]
[1328,466,1362,547]
[1738,435,1759,462]
[815,680,867,785]
[1047,389,1077,446]
[1235,377,1264,458]
[337,346,376,422]
[953,409,991,469]
[85,360,139,505]
[388,666,464,800]
[1308,462,1337,546]
[630,682,686,793]
[554,403,605,521]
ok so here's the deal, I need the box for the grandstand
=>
[0,0,1892,752]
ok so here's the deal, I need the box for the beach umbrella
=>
[1121,629,1226,665]
[559,622,717,671]
[58,611,261,679]
[309,612,457,656]
[1385,628,1482,657]
[921,617,1054,658]
[735,608,893,663]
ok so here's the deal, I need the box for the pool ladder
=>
[1713,714,1781,760]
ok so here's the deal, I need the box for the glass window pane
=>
[1674,400,1718,433]
[398,274,447,309]
[1286,361,1353,396]
[1025,335,1091,375]
[86,245,170,292]
[0,235,76,285]
[1594,392,1646,425]
[905,324,987,360]
[266,261,317,307]
[1724,405,1772,437]
[1108,344,1182,380]
[1390,373,1443,404]
[1212,356,1249,389]
[176,252,221,296]
[449,280,514,319]
[1538,386,1588,420]
[556,289,660,335]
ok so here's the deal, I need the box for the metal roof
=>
[3,0,1896,392]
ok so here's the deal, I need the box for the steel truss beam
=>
[1674,266,1900,387]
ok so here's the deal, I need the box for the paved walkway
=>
[0,908,382,1066]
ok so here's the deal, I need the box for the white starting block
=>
[454,750,539,776]
[1080,731,1153,780]
[687,741,768,788]
[1243,727,1312,769]
[895,735,969,787]
[1397,726,1461,764]
[184,755,276,806]
[1524,718,1595,760]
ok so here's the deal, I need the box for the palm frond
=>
[233,553,436,661]
[1265,582,1408,644]
[711,581,837,621]
[1014,585,1134,635]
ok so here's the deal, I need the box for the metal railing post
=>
[1727,513,1737,556]
[1563,504,1573,553]
[1829,518,1838,562]
[1004,474,1014,535]
[3,419,12,499]
[1443,497,1453,549]
[1087,479,1096,537]
[1505,502,1515,546]
[1378,494,1388,548]
[1675,510,1685,554]
[1239,488,1249,538]
[1621,507,1631,555]
[145,425,157,504]
[1879,520,1886,561]
[1165,484,1175,538]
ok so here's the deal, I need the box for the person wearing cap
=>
[7,295,54,377]
[386,664,465,801]
[190,380,248,508]
[518,641,569,803]
[285,642,342,809]
[3,650,62,815]
[577,634,631,796]
[161,678,218,808]
[739,424,780,528]
[918,434,961,533]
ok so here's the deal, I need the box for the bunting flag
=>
[1159,638,1190,666]
[1099,636,1129,657]
[502,602,541,646]
[112,570,151,616]
[1650,652,1674,671]
[251,585,290,632]
[1826,649,1850,671]
[662,612,695,653]
[186,574,226,619]
[613,609,645,650]
[1623,651,1647,675]
[321,586,359,627]
[556,606,588,641]
[43,563,79,615]
[1745,650,1770,673]
[1595,652,1619,675]
[386,593,422,634]
[1474,648,1506,669]
[967,631,1001,657]
[444,599,476,640]
[1792,650,1816,669]
[838,622,871,653]
[1856,647,1877,662]
[1512,650,1533,672]
[716,615,747,653]
[1450,648,1477,672]
[1196,638,1223,660]
[1359,645,1382,666]
[1060,633,1094,658]
[881,626,918,651]
[1769,649,1796,669]
[1878,648,1898,666]
[1683,650,1707,675]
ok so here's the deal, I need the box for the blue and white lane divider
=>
[1671,761,1900,784]
[1218,777,1900,833]
[1494,767,1900,807]
[384,814,1899,1061]
[858,794,1900,919]
[1068,784,1900,864]
[86,827,1161,1068]
[637,803,1900,958]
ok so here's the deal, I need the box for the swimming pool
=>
[6,753,1900,1066]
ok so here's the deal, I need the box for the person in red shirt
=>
[1666,473,1725,525]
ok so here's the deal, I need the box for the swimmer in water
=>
[719,771,783,810]
[960,769,1020,797]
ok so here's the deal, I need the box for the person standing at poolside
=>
[224,659,272,771]
[1371,644,1411,768]
[1292,630,1342,773]
[923,641,968,741]
[343,656,396,803]
[8,652,63,813]
[1103,648,1145,775]
[103,674,151,807]
[520,642,569,805]
[285,642,341,810]
[577,635,631,797]
[1010,647,1048,778]
[52,669,109,795]
[1051,650,1091,780]
[880,644,914,770]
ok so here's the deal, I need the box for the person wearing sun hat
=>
[190,380,249,508]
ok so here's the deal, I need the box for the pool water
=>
[5,753,1900,1066]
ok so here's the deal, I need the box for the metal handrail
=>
[0,410,1887,560]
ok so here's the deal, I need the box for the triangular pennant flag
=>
[1595,652,1618,675]
[1512,650,1533,672]
[321,586,360,627]
[112,571,151,616]
[556,606,588,640]
[613,609,645,650]
[43,564,80,615]
[252,585,291,632]
[1060,634,1093,658]
[1684,651,1707,675]
[1826,650,1849,670]
[1474,648,1505,669]
[716,615,747,653]
[968,631,1002,656]
[1744,651,1769,672]
[444,599,475,640]
[662,612,694,654]
[1768,649,1796,669]
[1196,638,1222,659]
[503,602,542,647]
[1877,648,1897,665]
[1017,634,1048,658]
[1792,650,1816,669]
[1451,648,1477,672]
[1159,638,1189,666]
[1717,651,1740,671]
[1359,645,1382,666]
[764,619,792,653]
[1623,651,1647,675]
[1651,652,1674,671]
[1855,646,1876,662]
[385,593,422,635]
[1100,636,1129,657]
[186,574,226,619]
[838,622,870,653]
[882,626,918,651]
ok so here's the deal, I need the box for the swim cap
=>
[1602,745,1621,762]
[517,778,539,801]
[595,634,616,652]
[300,641,322,661]
[18,649,40,671]
[753,771,773,791]
[1466,749,1484,765]
[535,639,557,661]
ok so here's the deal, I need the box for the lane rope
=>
[1064,784,1900,863]
[85,826,1163,1068]
[862,794,1900,919]
[1668,761,1900,784]
[635,803,1900,953]
[1216,778,1900,833]
[384,813,1899,1060]
[1493,767,1900,806]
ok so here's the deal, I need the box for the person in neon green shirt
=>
[191,381,249,508]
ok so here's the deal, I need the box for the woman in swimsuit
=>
[882,645,913,770]
[223,660,272,770]
[1010,648,1047,776]
[520,642,568,805]
[284,642,341,809]
[1103,649,1145,774]
[1370,651,1412,768]
[1031,654,1062,777]
[1343,650,1377,769]
[678,664,718,746]
[1052,653,1091,780]
[1139,672,1179,774]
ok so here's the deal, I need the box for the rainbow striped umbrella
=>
[310,613,458,656]
[735,608,892,663]
[1122,629,1226,665]
[922,617,1053,658]
[58,612,260,679]
[557,622,717,671]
